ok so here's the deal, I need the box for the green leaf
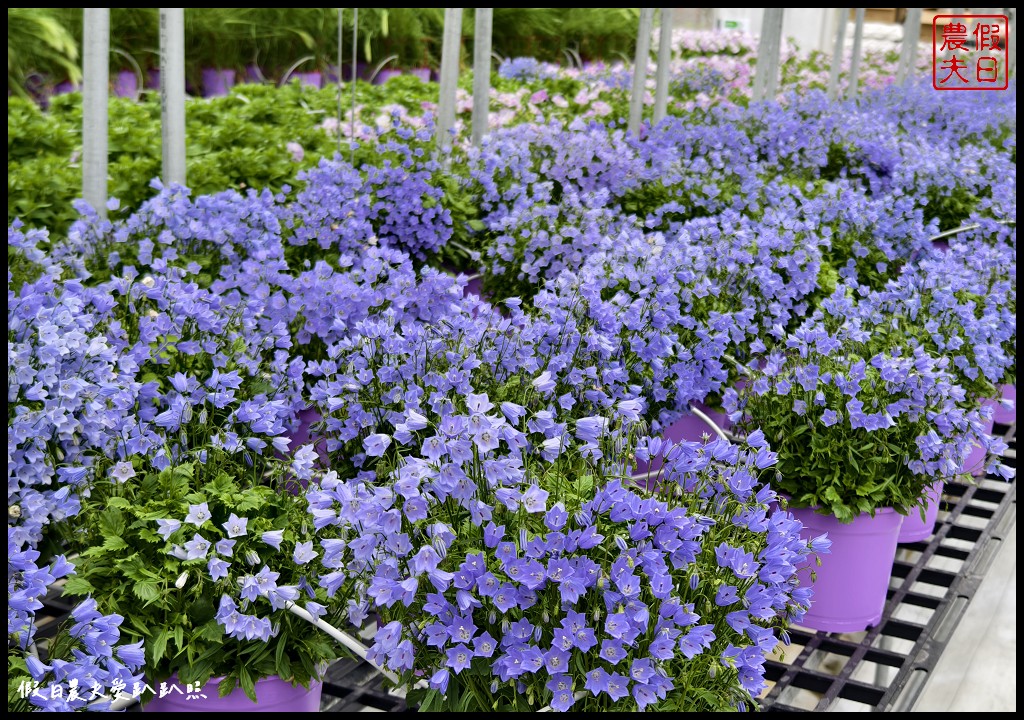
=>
[132,580,161,604]
[99,507,126,537]
[274,632,293,681]
[239,665,258,703]
[62,575,95,597]
[150,628,171,665]
[218,675,238,699]
[102,535,129,552]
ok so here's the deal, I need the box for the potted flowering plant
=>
[64,456,339,709]
[305,278,822,711]
[42,263,348,710]
[726,282,1007,632]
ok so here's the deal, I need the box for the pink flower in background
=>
[286,142,304,162]
[589,101,612,117]
[530,89,548,104]
[552,94,568,108]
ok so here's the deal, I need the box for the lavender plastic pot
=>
[53,80,80,95]
[962,412,995,477]
[992,384,1016,426]
[146,69,161,90]
[202,68,236,97]
[407,67,432,82]
[373,68,403,85]
[143,675,321,713]
[464,274,484,300]
[283,407,328,476]
[113,70,139,98]
[245,64,266,84]
[634,404,730,476]
[790,505,903,633]
[898,481,943,543]
[293,71,322,89]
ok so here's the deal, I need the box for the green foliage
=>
[738,354,934,522]
[7,8,81,98]
[923,182,981,232]
[65,461,344,701]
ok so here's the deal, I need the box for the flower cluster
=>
[9,539,145,712]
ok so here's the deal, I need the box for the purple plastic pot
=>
[373,68,403,85]
[202,68,236,97]
[897,481,943,543]
[293,71,322,89]
[463,275,485,299]
[245,63,267,84]
[962,411,996,477]
[992,384,1016,426]
[790,505,903,633]
[325,64,343,83]
[408,67,432,82]
[113,70,139,99]
[287,407,326,459]
[143,675,322,713]
[53,80,80,95]
[277,407,328,496]
[145,69,161,90]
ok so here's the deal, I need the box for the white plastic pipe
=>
[159,9,186,187]
[652,8,674,125]
[689,404,730,441]
[628,8,656,135]
[82,8,110,217]
[342,6,350,153]
[896,8,923,86]
[827,8,848,99]
[1010,8,1017,76]
[280,600,402,685]
[350,8,359,162]
[846,8,866,100]
[751,8,785,102]
[437,8,464,149]
[471,9,493,146]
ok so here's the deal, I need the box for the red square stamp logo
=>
[932,14,1009,90]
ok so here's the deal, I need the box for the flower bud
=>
[175,571,188,589]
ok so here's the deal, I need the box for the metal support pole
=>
[82,8,109,216]
[751,8,785,102]
[628,8,656,135]
[1007,8,1016,77]
[827,8,849,99]
[437,8,463,149]
[350,8,358,162]
[159,9,186,187]
[896,7,923,86]
[653,7,674,125]
[471,8,493,146]
[846,8,866,100]
[337,8,343,154]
